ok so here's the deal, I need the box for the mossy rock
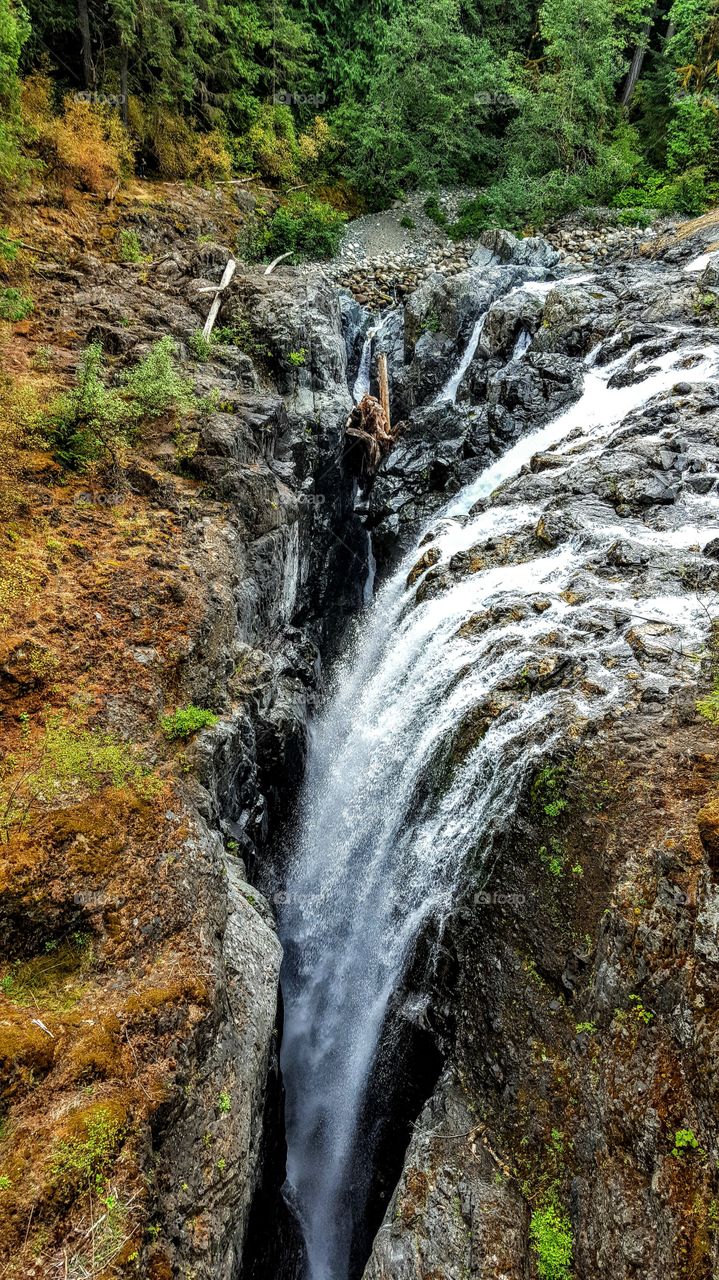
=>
[697,796,719,870]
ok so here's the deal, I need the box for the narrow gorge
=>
[2,197,719,1280]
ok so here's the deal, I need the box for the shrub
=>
[529,1202,573,1280]
[120,336,194,418]
[0,0,29,190]
[0,286,32,321]
[160,705,219,740]
[234,105,336,185]
[257,193,346,261]
[191,130,233,183]
[22,75,134,195]
[48,343,131,469]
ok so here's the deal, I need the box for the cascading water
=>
[437,313,486,403]
[352,317,388,403]
[278,317,718,1280]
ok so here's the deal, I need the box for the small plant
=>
[423,195,448,227]
[576,1021,597,1035]
[218,1090,231,1114]
[288,348,306,367]
[160,705,219,741]
[532,763,569,822]
[697,684,719,724]
[32,344,53,370]
[50,1108,124,1195]
[628,994,654,1024]
[0,228,20,261]
[673,1128,701,1157]
[189,330,213,360]
[529,1201,573,1280]
[0,1174,11,1191]
[118,229,143,263]
[0,287,33,322]
[400,214,416,229]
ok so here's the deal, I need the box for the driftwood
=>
[344,393,403,488]
[200,257,236,341]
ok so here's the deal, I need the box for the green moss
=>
[672,1128,701,1157]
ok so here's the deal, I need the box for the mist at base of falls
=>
[277,312,719,1280]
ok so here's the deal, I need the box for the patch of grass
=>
[400,214,416,229]
[160,705,219,741]
[529,1200,573,1280]
[0,934,93,1010]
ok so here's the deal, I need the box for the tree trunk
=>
[77,0,93,90]
[377,354,391,433]
[120,46,129,124]
[622,6,656,106]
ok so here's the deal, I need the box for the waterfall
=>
[352,316,388,403]
[278,328,718,1280]
[436,313,486,403]
[512,327,532,360]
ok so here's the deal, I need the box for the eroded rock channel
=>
[3,216,719,1280]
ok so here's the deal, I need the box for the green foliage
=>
[218,1090,231,1114]
[160,705,219,740]
[120,335,194,418]
[400,214,416,229]
[576,1020,597,1034]
[532,764,569,822]
[337,0,501,206]
[0,286,32,321]
[189,330,214,360]
[0,227,20,260]
[48,343,131,470]
[697,685,719,723]
[50,1109,124,1195]
[250,192,346,261]
[0,0,29,188]
[118,229,143,263]
[288,348,306,366]
[529,1201,573,1280]
[672,1127,700,1156]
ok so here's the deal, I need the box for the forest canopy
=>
[2,0,719,227]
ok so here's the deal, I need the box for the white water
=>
[437,313,487,402]
[279,328,718,1280]
[353,316,388,403]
